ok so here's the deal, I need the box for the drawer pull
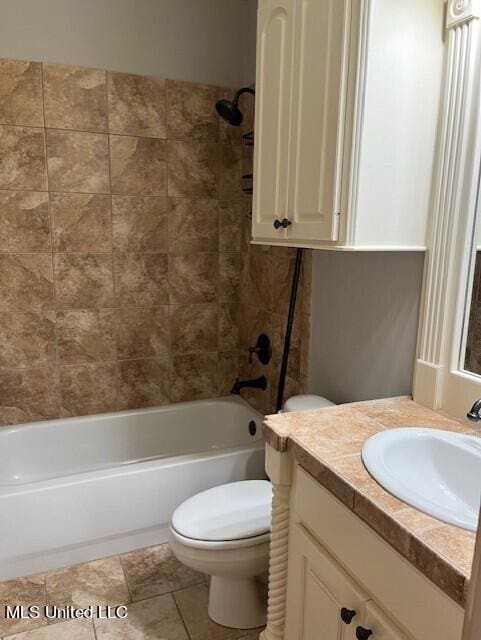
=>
[273,218,292,229]
[356,626,373,640]
[340,608,356,624]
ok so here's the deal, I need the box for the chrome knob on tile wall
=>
[273,218,292,229]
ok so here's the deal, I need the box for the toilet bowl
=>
[169,480,272,629]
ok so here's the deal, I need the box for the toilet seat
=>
[170,480,272,550]
[170,526,270,550]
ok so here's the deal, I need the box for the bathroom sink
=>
[362,428,481,531]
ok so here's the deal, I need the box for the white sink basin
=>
[362,428,481,531]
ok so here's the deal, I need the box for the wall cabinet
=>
[254,0,295,240]
[252,0,445,250]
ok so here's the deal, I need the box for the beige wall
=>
[309,251,424,404]
[0,0,257,87]
[243,0,258,85]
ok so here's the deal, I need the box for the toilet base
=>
[208,575,267,629]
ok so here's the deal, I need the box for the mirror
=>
[463,199,481,375]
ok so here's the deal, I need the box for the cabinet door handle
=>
[340,608,356,624]
[273,218,292,229]
[356,626,373,640]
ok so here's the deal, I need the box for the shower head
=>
[215,87,255,127]
[216,98,243,126]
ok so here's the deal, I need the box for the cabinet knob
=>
[273,218,292,229]
[340,608,356,624]
[356,626,373,640]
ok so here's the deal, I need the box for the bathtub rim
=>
[0,394,261,435]
[0,395,265,492]
[0,439,266,495]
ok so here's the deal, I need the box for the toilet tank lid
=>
[283,394,335,412]
[171,480,272,542]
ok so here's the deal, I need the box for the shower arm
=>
[232,87,255,106]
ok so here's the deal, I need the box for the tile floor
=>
[0,544,264,640]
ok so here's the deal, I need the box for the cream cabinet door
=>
[285,524,368,639]
[359,601,410,640]
[252,0,295,241]
[286,0,352,244]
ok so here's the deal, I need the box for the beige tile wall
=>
[0,58,311,425]
[238,239,312,415]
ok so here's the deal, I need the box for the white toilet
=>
[283,393,335,412]
[169,480,272,629]
[169,395,333,629]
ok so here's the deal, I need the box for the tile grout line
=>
[92,617,99,640]
[104,63,121,413]
[164,91,175,405]
[117,555,134,605]
[0,120,203,143]
[122,578,205,607]
[171,590,194,640]
[216,91,223,405]
[0,185,242,202]
[39,61,62,412]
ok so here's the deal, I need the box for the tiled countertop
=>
[263,396,477,607]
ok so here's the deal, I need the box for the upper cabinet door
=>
[287,0,351,243]
[252,0,295,241]
[252,0,443,249]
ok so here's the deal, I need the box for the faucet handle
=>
[247,334,272,365]
[467,399,481,421]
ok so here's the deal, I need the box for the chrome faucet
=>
[231,376,267,395]
[467,399,481,421]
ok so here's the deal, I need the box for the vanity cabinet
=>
[286,524,408,640]
[363,602,409,640]
[252,0,445,250]
[276,464,465,640]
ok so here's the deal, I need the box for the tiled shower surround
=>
[0,58,311,425]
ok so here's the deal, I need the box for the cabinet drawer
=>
[362,601,410,640]
[293,466,464,640]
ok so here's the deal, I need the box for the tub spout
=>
[231,376,267,395]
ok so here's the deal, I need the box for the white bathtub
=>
[0,396,265,580]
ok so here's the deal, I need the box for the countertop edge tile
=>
[407,534,466,606]
[289,440,355,509]
[262,421,288,452]
[353,491,411,558]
